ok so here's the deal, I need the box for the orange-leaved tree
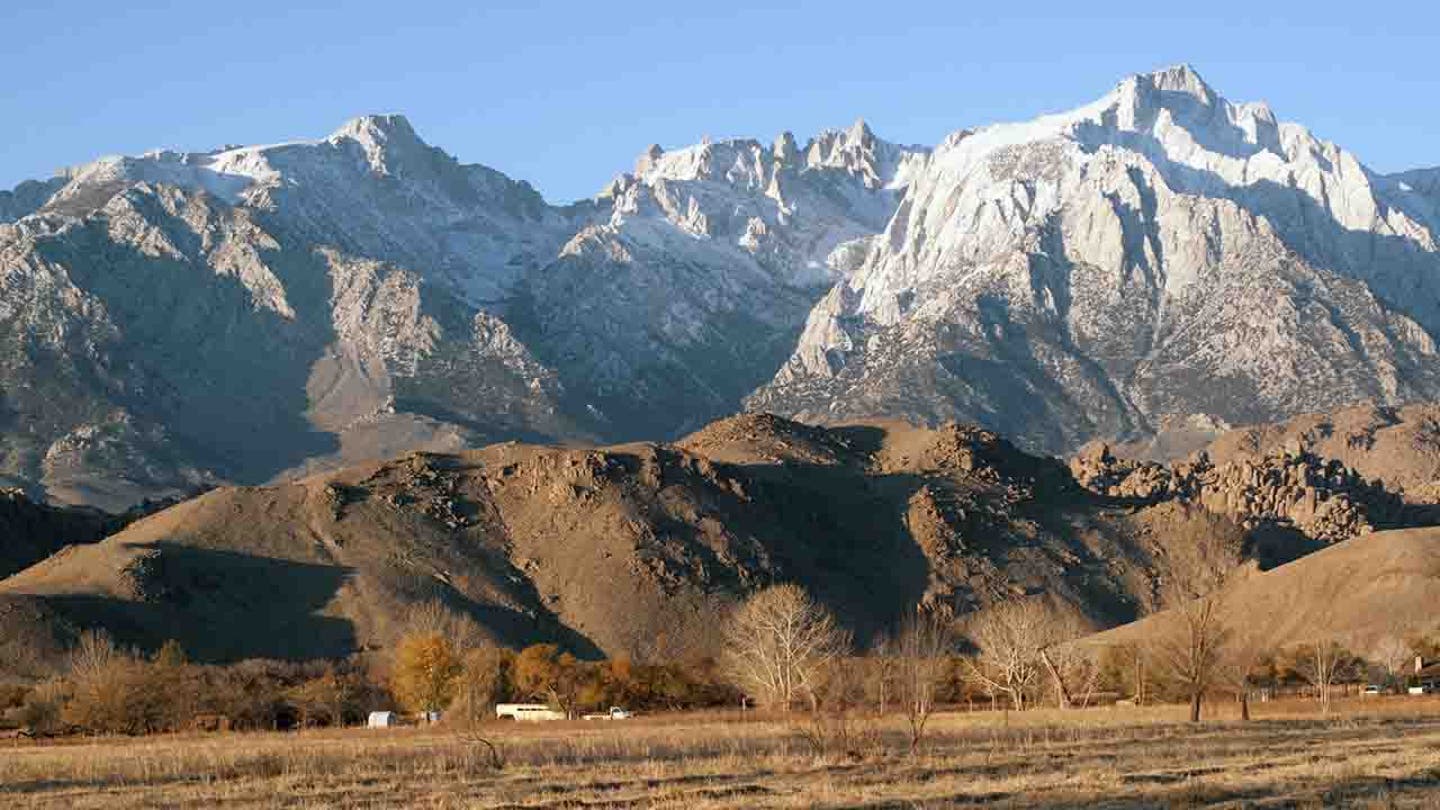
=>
[391,632,462,716]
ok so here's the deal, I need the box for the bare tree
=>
[795,656,871,760]
[1293,640,1357,715]
[451,644,508,726]
[721,584,850,711]
[1148,507,1245,722]
[69,628,120,682]
[866,632,897,716]
[894,609,952,754]
[1371,634,1414,692]
[402,600,486,648]
[1099,642,1151,705]
[1043,642,1103,710]
[1220,622,1271,721]
[963,599,1062,712]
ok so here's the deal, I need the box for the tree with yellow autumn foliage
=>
[391,632,462,716]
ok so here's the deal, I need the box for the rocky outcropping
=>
[1070,441,1408,544]
[1199,403,1440,503]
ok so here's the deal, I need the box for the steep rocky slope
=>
[0,415,1161,666]
[0,117,590,510]
[751,66,1440,452]
[513,124,928,439]
[0,117,919,509]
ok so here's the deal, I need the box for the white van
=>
[495,703,566,721]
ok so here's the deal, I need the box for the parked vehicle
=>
[1361,684,1383,696]
[495,703,566,721]
[582,707,634,720]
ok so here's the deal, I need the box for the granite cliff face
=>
[750,66,1440,452]
[0,115,919,507]
[5,66,1440,508]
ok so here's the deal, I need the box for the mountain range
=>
[5,65,1440,510]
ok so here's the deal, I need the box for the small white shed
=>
[367,711,397,728]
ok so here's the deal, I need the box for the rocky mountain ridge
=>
[750,65,1440,451]
[1071,402,1440,554]
[5,65,1440,508]
[1,113,920,508]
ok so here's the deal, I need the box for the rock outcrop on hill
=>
[1198,403,1440,503]
[1072,402,1440,547]
[1070,442,1405,546]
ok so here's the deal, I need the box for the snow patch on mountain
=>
[750,64,1440,452]
[5,67,1440,504]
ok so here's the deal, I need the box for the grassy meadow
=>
[3,696,1439,808]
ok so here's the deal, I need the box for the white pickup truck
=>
[582,706,634,720]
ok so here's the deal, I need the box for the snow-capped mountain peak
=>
[5,67,1440,509]
[327,112,419,144]
[1139,62,1217,103]
[325,113,430,177]
[751,66,1440,454]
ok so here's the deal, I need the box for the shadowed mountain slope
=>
[0,415,1162,668]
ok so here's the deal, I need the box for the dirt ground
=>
[3,697,1439,808]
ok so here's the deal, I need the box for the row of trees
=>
[384,600,737,723]
[3,603,741,735]
[388,635,736,722]
[9,633,388,735]
[714,504,1439,751]
[709,508,1259,734]
[7,505,1435,740]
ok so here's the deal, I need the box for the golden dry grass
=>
[3,697,1439,808]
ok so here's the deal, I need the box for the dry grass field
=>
[3,697,1439,808]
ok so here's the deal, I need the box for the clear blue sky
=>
[4,1,1436,203]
